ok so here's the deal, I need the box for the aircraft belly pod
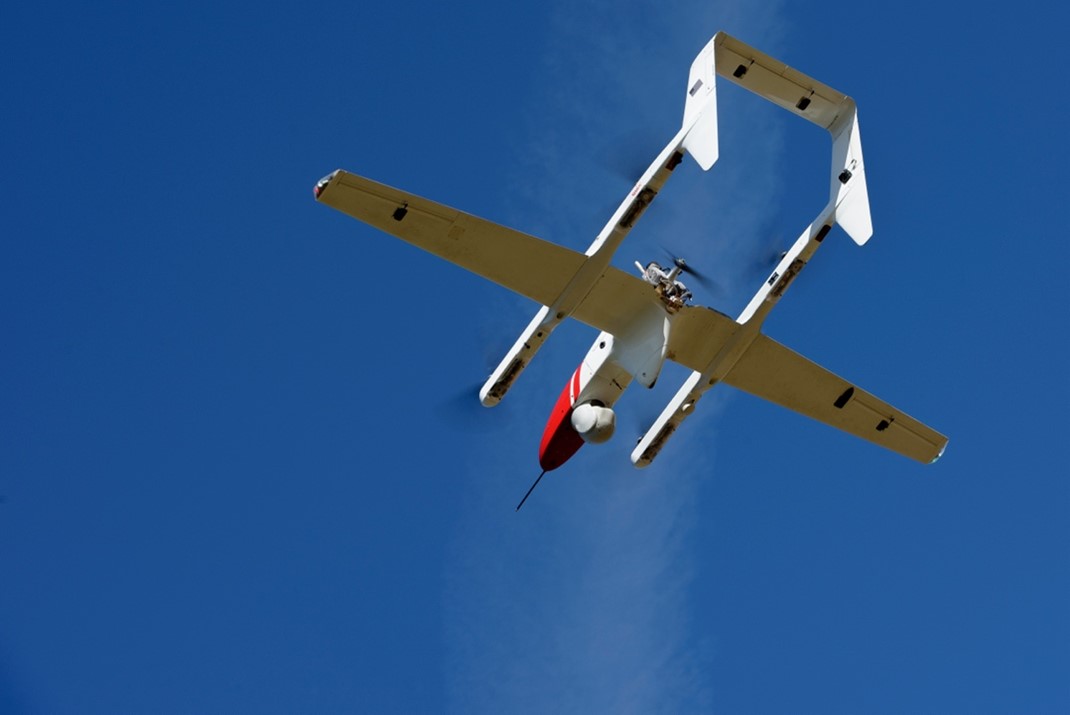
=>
[315,31,947,499]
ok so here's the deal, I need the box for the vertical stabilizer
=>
[829,110,872,244]
[681,35,720,171]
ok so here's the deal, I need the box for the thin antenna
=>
[515,470,547,512]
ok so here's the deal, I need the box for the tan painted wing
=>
[723,334,948,463]
[319,170,741,347]
[663,304,741,372]
[317,171,585,307]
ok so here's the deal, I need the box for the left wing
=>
[317,169,742,347]
[316,170,585,307]
[723,334,948,463]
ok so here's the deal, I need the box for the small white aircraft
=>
[315,33,947,508]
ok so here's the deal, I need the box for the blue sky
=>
[2,1,1067,713]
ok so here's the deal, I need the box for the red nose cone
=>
[538,366,585,470]
[539,415,584,471]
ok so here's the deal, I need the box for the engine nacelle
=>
[570,402,616,444]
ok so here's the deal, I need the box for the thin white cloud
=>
[444,2,788,712]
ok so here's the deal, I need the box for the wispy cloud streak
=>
[444,2,787,712]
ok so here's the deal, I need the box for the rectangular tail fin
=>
[681,36,720,171]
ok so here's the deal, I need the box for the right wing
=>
[316,170,586,307]
[723,334,948,463]
[633,319,946,467]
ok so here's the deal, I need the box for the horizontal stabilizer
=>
[713,34,855,131]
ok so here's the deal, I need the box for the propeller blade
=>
[434,380,511,433]
[658,245,722,296]
[627,404,664,443]
[596,126,664,184]
[750,233,787,274]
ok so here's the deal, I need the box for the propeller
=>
[628,410,662,445]
[433,379,512,434]
[750,233,788,276]
[596,125,665,185]
[658,245,722,296]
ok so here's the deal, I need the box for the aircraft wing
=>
[722,334,948,463]
[568,267,734,339]
[317,170,732,342]
[316,170,586,307]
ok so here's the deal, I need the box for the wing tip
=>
[313,169,342,200]
[929,439,949,465]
